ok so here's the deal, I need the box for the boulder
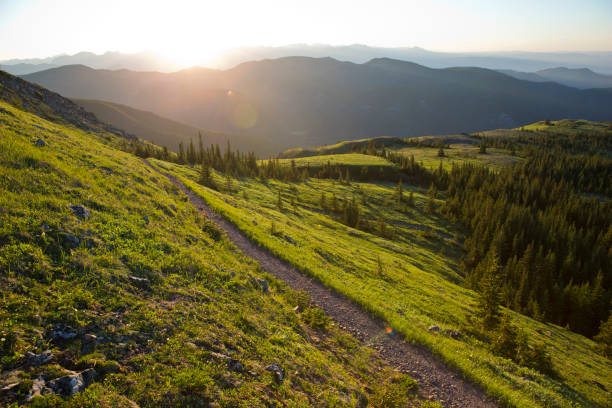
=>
[428,325,440,333]
[82,333,97,343]
[34,138,46,147]
[70,205,90,220]
[142,215,149,225]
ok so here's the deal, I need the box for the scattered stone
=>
[70,205,90,220]
[82,333,97,343]
[257,279,269,293]
[209,352,231,362]
[52,324,78,340]
[34,138,46,147]
[1,382,19,393]
[265,364,284,383]
[99,166,114,174]
[284,235,296,245]
[62,232,80,248]
[428,325,440,333]
[25,377,48,401]
[142,215,149,225]
[443,329,462,339]
[26,350,53,365]
[129,275,149,284]
[48,368,96,396]
[229,359,244,373]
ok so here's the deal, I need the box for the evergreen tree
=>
[277,190,283,210]
[475,252,503,330]
[396,180,404,203]
[178,142,186,164]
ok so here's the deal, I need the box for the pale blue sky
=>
[1,0,611,63]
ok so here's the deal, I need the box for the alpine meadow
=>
[1,1,611,407]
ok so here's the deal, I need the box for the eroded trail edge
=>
[146,160,498,408]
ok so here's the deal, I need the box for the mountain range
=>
[0,51,180,75]
[4,46,612,77]
[21,57,612,153]
[499,67,612,89]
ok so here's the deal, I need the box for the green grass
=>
[155,158,611,408]
[395,145,522,171]
[0,101,426,407]
[262,153,396,168]
[281,136,404,158]
[480,119,612,138]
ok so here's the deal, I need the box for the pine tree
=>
[277,190,283,210]
[320,192,327,210]
[438,146,445,157]
[178,142,186,164]
[407,191,415,207]
[396,180,404,203]
[225,174,232,194]
[475,252,503,330]
[594,312,612,358]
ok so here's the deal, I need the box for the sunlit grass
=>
[155,157,611,408]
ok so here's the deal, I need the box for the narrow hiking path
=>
[145,160,498,408]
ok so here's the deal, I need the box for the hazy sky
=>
[1,0,611,64]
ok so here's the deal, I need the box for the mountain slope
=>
[22,58,612,151]
[74,99,278,155]
[0,73,427,407]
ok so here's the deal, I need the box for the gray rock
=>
[443,329,462,339]
[52,324,78,340]
[82,333,97,343]
[428,325,440,333]
[257,279,269,293]
[99,166,114,174]
[229,359,244,373]
[265,364,284,383]
[62,232,80,248]
[26,350,53,365]
[48,368,96,396]
[129,275,150,284]
[142,215,149,225]
[1,382,20,393]
[25,377,49,401]
[70,205,90,220]
[284,235,296,245]
[34,138,46,147]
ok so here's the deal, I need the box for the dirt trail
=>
[145,160,498,408]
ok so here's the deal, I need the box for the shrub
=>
[302,307,329,330]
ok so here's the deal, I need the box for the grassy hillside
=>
[74,99,278,156]
[0,100,433,407]
[152,158,611,408]
[280,137,405,158]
